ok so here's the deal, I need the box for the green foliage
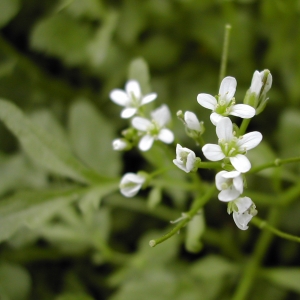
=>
[1,0,300,299]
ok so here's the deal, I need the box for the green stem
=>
[249,156,300,174]
[219,24,232,85]
[239,118,251,136]
[251,216,300,243]
[198,161,223,169]
[149,185,216,247]
[232,208,280,300]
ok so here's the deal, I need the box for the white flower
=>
[173,144,198,173]
[250,70,272,97]
[110,80,157,118]
[215,170,243,201]
[132,105,174,151]
[120,173,146,197]
[202,117,262,173]
[230,197,257,230]
[112,138,130,151]
[184,111,202,132]
[197,76,255,125]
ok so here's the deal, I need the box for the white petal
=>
[202,144,225,161]
[110,90,130,106]
[139,135,154,151]
[132,117,151,131]
[141,93,157,105]
[222,170,241,178]
[121,107,137,118]
[250,71,263,95]
[210,112,224,125]
[215,170,227,190]
[121,173,145,185]
[216,117,233,141]
[158,128,174,144]
[230,104,256,118]
[126,80,141,99]
[186,151,196,172]
[197,94,217,110]
[233,175,244,194]
[237,131,262,151]
[233,212,251,230]
[235,197,253,213]
[219,76,236,101]
[230,154,251,173]
[218,188,241,202]
[184,111,201,131]
[151,105,171,127]
[173,159,188,173]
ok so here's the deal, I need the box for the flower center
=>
[148,121,161,137]
[214,95,236,116]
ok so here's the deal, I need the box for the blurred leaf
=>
[185,209,205,253]
[0,188,83,243]
[0,152,47,197]
[147,186,162,209]
[116,0,146,45]
[87,10,119,66]
[30,14,92,66]
[0,262,31,300]
[263,268,300,294]
[128,57,151,94]
[30,109,70,151]
[56,294,94,300]
[68,99,121,177]
[57,0,105,19]
[0,99,103,183]
[78,181,118,216]
[0,0,20,28]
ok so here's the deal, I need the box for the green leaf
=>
[0,188,84,243]
[263,268,300,294]
[68,99,121,177]
[0,0,20,28]
[30,14,92,66]
[87,10,119,66]
[0,263,31,300]
[0,99,103,184]
[128,58,151,94]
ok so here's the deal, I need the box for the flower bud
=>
[173,144,200,173]
[119,172,147,197]
[244,70,272,115]
[112,138,131,151]
[228,197,257,230]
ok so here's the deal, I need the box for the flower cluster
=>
[110,70,272,230]
[110,80,174,197]
[173,70,271,230]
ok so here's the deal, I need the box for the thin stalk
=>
[232,208,280,300]
[219,24,232,85]
[149,185,216,247]
[249,156,300,174]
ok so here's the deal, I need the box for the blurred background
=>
[1,0,300,299]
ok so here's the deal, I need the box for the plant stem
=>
[249,156,300,174]
[219,24,232,85]
[232,208,280,300]
[239,118,251,136]
[251,216,300,243]
[149,185,216,247]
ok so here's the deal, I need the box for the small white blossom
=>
[184,111,202,132]
[229,197,257,230]
[197,76,255,125]
[250,70,272,97]
[112,138,130,151]
[120,173,146,197]
[173,144,198,173]
[132,105,174,151]
[110,80,157,119]
[215,170,243,201]
[202,117,262,173]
